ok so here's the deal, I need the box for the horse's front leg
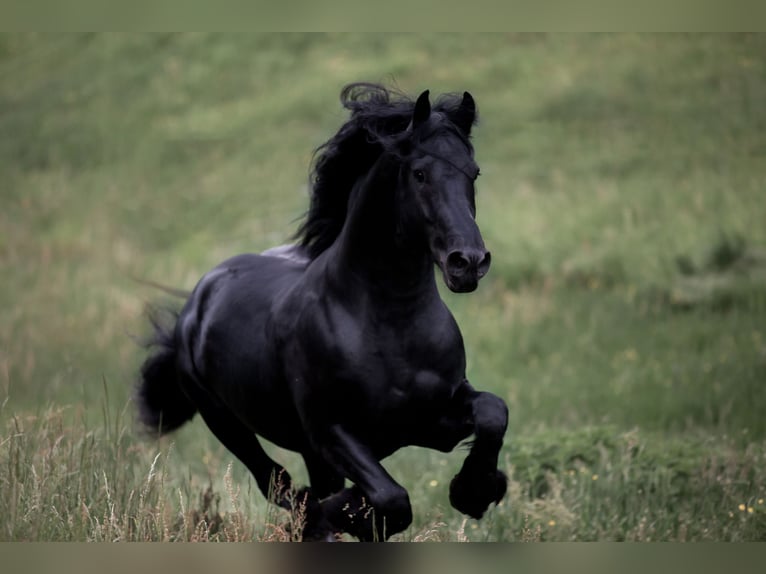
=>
[313,424,413,541]
[448,382,509,519]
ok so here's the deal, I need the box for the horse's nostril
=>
[447,251,470,272]
[447,250,491,278]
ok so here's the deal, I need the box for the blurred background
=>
[1,33,765,541]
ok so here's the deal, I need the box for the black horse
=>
[137,83,508,541]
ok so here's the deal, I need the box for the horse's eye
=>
[413,169,426,184]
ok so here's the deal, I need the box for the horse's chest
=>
[387,367,456,407]
[344,328,464,411]
[292,296,466,421]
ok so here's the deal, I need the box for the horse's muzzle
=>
[444,249,491,293]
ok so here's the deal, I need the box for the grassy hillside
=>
[1,33,765,541]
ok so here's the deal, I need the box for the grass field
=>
[1,33,766,541]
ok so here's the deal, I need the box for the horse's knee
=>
[474,392,508,440]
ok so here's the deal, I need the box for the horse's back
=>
[176,253,306,446]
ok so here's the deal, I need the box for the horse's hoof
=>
[449,468,508,519]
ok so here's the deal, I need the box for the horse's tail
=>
[135,309,198,435]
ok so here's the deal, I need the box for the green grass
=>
[1,33,766,541]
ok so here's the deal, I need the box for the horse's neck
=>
[331,155,435,298]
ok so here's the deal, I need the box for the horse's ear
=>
[412,89,431,130]
[452,91,477,135]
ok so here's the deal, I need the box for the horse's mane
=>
[294,82,477,260]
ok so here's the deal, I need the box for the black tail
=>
[136,308,197,435]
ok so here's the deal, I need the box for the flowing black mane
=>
[295,83,478,260]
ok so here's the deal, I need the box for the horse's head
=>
[397,90,490,293]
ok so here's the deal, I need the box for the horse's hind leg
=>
[183,383,334,540]
[448,383,509,519]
